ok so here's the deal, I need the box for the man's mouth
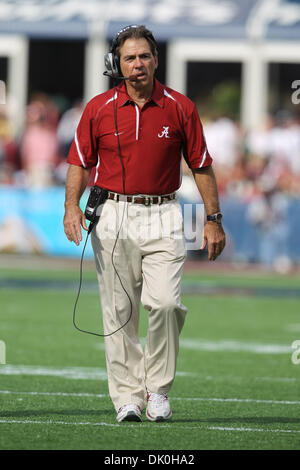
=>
[130,72,146,81]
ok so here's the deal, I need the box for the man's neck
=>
[125,80,155,108]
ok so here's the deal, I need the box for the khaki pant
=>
[91,197,187,412]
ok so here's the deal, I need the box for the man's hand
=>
[201,221,226,261]
[191,166,226,260]
[63,204,88,246]
[63,164,92,245]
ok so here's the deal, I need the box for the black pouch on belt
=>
[85,186,108,233]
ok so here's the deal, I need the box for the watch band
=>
[206,212,223,223]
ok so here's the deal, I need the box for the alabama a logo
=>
[158,126,170,138]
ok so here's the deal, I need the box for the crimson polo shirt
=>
[67,78,212,195]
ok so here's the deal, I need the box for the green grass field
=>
[0,260,300,450]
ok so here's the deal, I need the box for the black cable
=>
[113,85,126,195]
[72,217,133,337]
[110,83,133,332]
[72,228,101,337]
[73,82,133,337]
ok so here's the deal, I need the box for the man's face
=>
[119,37,158,87]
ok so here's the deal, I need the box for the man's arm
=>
[192,165,226,261]
[63,164,92,245]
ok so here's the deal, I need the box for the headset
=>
[103,25,138,79]
[103,24,158,80]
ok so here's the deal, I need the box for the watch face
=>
[207,213,222,223]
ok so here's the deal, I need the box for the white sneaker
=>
[116,404,142,422]
[146,391,172,422]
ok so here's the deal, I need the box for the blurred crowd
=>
[179,108,300,270]
[0,94,84,188]
[0,93,299,269]
[203,111,300,200]
[182,109,300,201]
[0,93,300,199]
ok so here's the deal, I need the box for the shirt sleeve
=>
[67,101,98,168]
[182,105,213,169]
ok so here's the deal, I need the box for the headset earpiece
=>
[104,52,120,78]
[103,28,124,78]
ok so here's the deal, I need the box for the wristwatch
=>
[206,212,223,224]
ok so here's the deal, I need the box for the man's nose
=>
[134,57,143,68]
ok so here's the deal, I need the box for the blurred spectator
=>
[204,116,241,168]
[54,100,84,185]
[246,177,291,271]
[20,98,60,188]
[203,116,244,196]
[28,92,59,129]
[57,100,84,158]
[268,111,299,173]
[246,115,274,160]
[246,111,300,197]
[0,110,19,184]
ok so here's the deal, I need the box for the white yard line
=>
[0,365,196,380]
[179,338,292,354]
[171,397,300,405]
[95,338,294,354]
[0,365,297,385]
[0,418,299,434]
[0,390,299,405]
[0,418,121,427]
[0,390,106,398]
[207,426,300,434]
[257,376,298,383]
[0,365,108,380]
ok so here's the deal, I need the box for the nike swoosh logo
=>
[114,131,124,136]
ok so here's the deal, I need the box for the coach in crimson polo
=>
[64,25,226,423]
[67,78,212,196]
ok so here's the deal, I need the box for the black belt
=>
[108,192,176,206]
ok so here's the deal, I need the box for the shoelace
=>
[149,392,167,405]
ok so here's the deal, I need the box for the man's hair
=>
[113,25,158,58]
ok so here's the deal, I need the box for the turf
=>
[0,263,300,450]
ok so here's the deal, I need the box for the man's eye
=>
[124,54,151,62]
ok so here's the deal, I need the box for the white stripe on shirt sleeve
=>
[105,91,118,107]
[74,130,86,168]
[164,89,176,101]
[164,88,187,121]
[198,148,207,168]
[94,154,100,183]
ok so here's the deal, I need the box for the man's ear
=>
[155,55,158,70]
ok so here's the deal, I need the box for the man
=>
[63,25,225,423]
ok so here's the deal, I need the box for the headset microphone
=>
[103,71,139,81]
[103,71,128,80]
